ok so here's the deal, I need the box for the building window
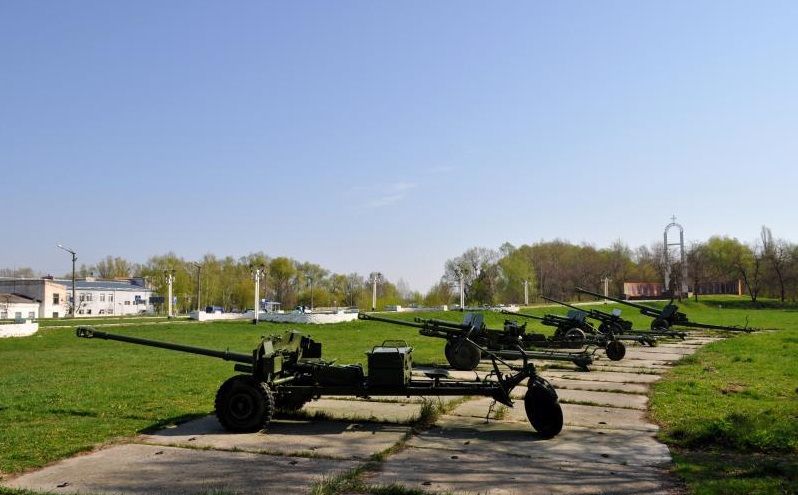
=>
[109,294,114,302]
[78,310,84,315]
[107,308,113,314]
[53,293,60,305]
[100,294,105,302]
[53,312,59,318]
[86,309,92,315]
[86,293,92,302]
[28,311,35,319]
[124,301,130,306]
[15,312,22,319]
[80,293,86,302]
[1,311,7,319]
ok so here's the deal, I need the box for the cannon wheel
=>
[651,318,670,330]
[215,375,275,432]
[605,340,626,361]
[444,340,481,371]
[565,328,586,342]
[524,377,563,438]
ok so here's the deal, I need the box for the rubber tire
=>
[565,328,586,342]
[524,378,563,439]
[605,340,626,361]
[651,318,670,330]
[215,375,275,433]
[444,340,481,371]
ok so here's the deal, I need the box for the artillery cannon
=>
[358,312,595,371]
[575,287,757,333]
[75,326,563,438]
[539,295,669,345]
[500,309,627,361]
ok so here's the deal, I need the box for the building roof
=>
[0,293,38,304]
[54,279,152,292]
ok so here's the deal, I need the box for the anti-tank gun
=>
[357,312,595,372]
[575,287,758,333]
[500,309,627,361]
[539,295,668,345]
[75,326,564,438]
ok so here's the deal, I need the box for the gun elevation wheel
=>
[524,377,563,438]
[444,340,481,371]
[565,328,586,342]
[651,318,669,330]
[215,375,275,432]
[598,323,612,335]
[605,340,626,361]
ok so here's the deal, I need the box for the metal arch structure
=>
[663,216,688,297]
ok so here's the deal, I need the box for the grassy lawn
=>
[649,299,798,494]
[0,298,792,492]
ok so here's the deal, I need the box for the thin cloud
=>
[363,181,418,208]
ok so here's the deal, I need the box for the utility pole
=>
[57,244,77,317]
[602,276,611,303]
[164,269,175,318]
[251,265,264,324]
[524,280,529,306]
[192,262,202,312]
[369,272,383,311]
[454,267,465,311]
[308,276,314,311]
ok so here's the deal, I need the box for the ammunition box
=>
[314,363,365,386]
[367,344,413,387]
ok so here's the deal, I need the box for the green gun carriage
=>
[75,326,564,438]
[358,312,596,371]
[540,295,686,343]
[500,309,627,361]
[575,287,757,333]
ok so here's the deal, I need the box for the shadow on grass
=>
[673,449,797,495]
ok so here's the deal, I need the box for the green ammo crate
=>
[367,340,413,387]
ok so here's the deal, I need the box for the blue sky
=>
[2,1,796,291]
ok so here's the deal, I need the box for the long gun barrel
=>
[540,295,599,315]
[357,313,427,329]
[76,327,253,363]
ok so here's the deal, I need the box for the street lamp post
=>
[308,276,314,311]
[369,272,383,311]
[164,269,175,318]
[524,280,529,306]
[454,267,465,311]
[57,244,77,318]
[251,265,264,324]
[192,262,202,313]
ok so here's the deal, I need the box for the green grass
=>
[0,298,792,489]
[37,315,175,327]
[650,313,798,494]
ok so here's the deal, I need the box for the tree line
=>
[2,226,796,310]
[436,226,798,305]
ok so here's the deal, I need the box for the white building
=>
[0,293,40,320]
[0,277,155,318]
[0,278,68,318]
[56,277,155,316]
